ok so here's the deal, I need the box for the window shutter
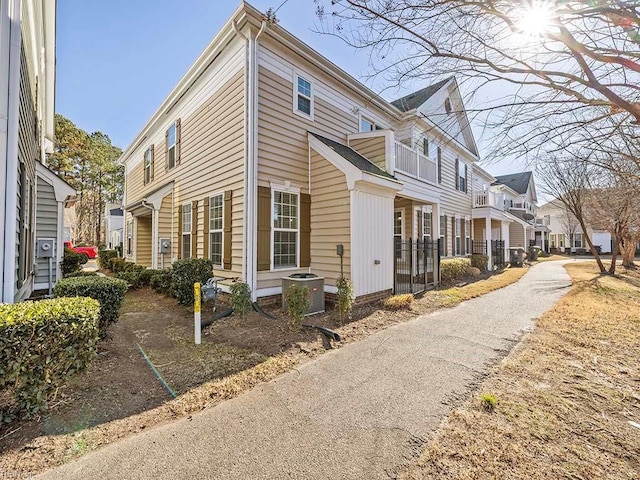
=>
[176,118,182,165]
[461,220,466,255]
[437,147,442,183]
[464,164,468,193]
[455,159,459,190]
[223,190,233,269]
[150,144,155,182]
[203,196,210,260]
[445,215,449,256]
[300,193,311,268]
[191,199,198,258]
[257,186,271,271]
[165,130,169,172]
[177,206,183,259]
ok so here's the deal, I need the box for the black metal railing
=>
[394,238,441,295]
[491,240,506,268]
[472,240,487,255]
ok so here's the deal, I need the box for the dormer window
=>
[295,74,313,118]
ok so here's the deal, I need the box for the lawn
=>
[399,262,640,479]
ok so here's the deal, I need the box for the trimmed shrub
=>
[440,258,472,283]
[113,264,157,289]
[470,254,489,272]
[170,258,214,305]
[335,276,355,322]
[62,248,84,276]
[0,297,100,420]
[98,249,119,269]
[230,282,252,318]
[54,276,128,338]
[466,266,482,277]
[381,293,414,310]
[150,269,173,295]
[285,284,310,330]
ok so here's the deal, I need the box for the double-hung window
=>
[454,217,461,255]
[459,163,467,193]
[574,233,583,249]
[209,194,224,267]
[182,203,192,259]
[465,219,471,254]
[273,190,299,268]
[423,211,432,241]
[437,147,442,184]
[295,75,313,117]
[144,147,153,184]
[360,116,383,132]
[439,215,446,256]
[167,123,178,170]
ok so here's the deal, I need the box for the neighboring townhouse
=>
[471,168,540,266]
[538,200,613,254]
[103,203,124,250]
[121,2,481,303]
[0,0,61,302]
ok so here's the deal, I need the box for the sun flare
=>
[517,1,555,37]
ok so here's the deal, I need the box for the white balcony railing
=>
[474,191,505,210]
[394,141,437,184]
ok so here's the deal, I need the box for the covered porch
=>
[124,182,174,269]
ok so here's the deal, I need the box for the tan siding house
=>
[121,3,497,302]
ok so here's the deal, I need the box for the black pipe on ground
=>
[201,307,233,329]
[252,302,276,319]
[302,324,341,342]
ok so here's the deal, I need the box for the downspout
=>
[234,19,266,301]
[2,0,22,302]
[0,0,12,301]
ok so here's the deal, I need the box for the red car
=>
[64,241,98,261]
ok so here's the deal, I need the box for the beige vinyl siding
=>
[438,146,472,256]
[309,151,350,287]
[136,216,152,267]
[124,70,245,276]
[510,222,525,248]
[158,195,173,267]
[349,136,386,170]
[473,218,484,242]
[34,179,58,284]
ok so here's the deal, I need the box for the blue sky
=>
[56,0,525,176]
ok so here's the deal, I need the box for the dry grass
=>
[429,267,529,306]
[382,293,414,310]
[400,262,640,480]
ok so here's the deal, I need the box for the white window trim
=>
[167,122,177,170]
[455,215,461,256]
[293,72,314,120]
[208,192,224,268]
[270,187,300,271]
[181,203,192,259]
[144,148,152,184]
[394,208,404,241]
[422,209,432,241]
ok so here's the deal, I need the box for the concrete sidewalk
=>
[40,261,572,480]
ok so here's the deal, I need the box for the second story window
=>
[295,75,313,118]
[422,137,429,156]
[166,119,181,170]
[143,146,154,185]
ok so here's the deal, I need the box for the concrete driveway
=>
[40,261,572,480]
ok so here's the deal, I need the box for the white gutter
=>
[234,19,266,301]
[2,0,22,302]
[42,0,55,152]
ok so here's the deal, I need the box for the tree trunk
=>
[620,234,638,268]
[608,233,618,275]
[577,217,606,273]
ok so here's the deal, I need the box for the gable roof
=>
[390,77,453,112]
[492,171,533,195]
[309,133,395,180]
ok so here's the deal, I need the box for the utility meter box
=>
[37,238,55,258]
[282,273,325,315]
[159,238,171,254]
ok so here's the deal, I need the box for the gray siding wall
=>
[35,178,58,285]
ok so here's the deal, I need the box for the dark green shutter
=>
[223,190,233,269]
[203,197,210,260]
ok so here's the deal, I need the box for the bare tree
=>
[315,1,640,164]
[558,208,578,254]
[537,157,607,272]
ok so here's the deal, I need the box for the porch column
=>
[485,216,492,269]
[432,203,441,240]
[151,209,159,269]
[501,221,509,266]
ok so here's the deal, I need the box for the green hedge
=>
[65,271,99,278]
[150,269,173,295]
[440,258,472,283]
[470,254,489,272]
[98,249,119,269]
[62,248,84,276]
[115,266,159,289]
[0,297,100,420]
[54,276,128,338]
[170,258,214,305]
